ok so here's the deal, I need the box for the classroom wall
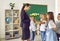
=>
[0,0,55,38]
[58,0,60,13]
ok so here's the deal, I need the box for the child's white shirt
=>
[29,20,36,31]
[48,20,56,29]
[40,19,47,31]
[55,20,60,34]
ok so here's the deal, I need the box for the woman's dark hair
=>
[47,12,55,22]
[22,3,30,10]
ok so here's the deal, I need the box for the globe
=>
[5,17,11,24]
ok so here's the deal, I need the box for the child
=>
[29,17,36,41]
[56,13,60,41]
[46,12,57,41]
[39,14,47,41]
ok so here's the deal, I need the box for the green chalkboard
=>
[24,4,47,20]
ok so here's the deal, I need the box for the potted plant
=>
[9,3,15,9]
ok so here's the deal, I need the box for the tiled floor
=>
[0,35,41,41]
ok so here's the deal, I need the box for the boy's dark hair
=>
[58,13,60,15]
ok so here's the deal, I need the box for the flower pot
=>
[11,7,13,9]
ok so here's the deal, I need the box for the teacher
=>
[20,3,30,41]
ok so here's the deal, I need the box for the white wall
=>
[55,0,60,21]
[58,0,60,13]
[0,0,55,38]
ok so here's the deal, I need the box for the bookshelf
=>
[5,9,20,39]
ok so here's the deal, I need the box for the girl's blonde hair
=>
[40,14,47,21]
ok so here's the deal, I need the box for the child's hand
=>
[39,21,42,24]
[41,22,45,24]
[40,21,45,24]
